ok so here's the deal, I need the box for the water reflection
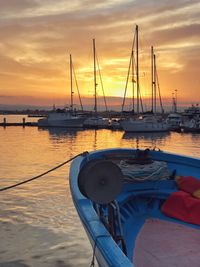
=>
[1,127,200,267]
[122,132,170,149]
[122,132,170,140]
[39,127,83,140]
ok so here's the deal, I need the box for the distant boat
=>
[166,91,182,131]
[181,118,200,133]
[38,108,85,128]
[110,118,122,130]
[121,27,167,133]
[84,116,110,129]
[182,104,200,118]
[69,148,200,267]
[121,115,169,132]
[166,113,182,131]
[180,103,200,132]
[38,55,85,128]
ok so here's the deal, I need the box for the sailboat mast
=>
[93,39,97,115]
[70,54,73,111]
[136,25,139,114]
[151,46,154,113]
[175,89,177,112]
[131,49,134,112]
[154,53,157,114]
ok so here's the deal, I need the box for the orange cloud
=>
[0,0,199,110]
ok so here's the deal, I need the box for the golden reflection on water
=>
[0,125,200,266]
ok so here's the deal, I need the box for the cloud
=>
[0,0,199,106]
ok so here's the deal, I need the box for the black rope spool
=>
[78,160,123,204]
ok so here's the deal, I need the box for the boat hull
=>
[121,120,169,132]
[38,118,84,128]
[38,116,85,128]
[83,117,110,129]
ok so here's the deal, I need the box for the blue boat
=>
[69,148,200,267]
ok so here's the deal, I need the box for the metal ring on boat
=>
[78,160,123,204]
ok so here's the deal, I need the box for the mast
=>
[151,46,154,113]
[136,25,139,114]
[121,30,135,113]
[72,63,84,112]
[131,49,134,113]
[93,39,97,115]
[70,54,73,111]
[175,89,177,112]
[154,53,156,114]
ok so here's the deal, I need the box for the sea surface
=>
[0,115,200,267]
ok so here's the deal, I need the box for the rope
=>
[90,235,109,267]
[0,151,88,192]
[119,160,170,182]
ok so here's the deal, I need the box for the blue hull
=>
[69,149,200,267]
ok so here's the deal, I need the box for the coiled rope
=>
[0,151,88,192]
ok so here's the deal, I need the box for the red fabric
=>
[162,191,200,226]
[177,176,200,194]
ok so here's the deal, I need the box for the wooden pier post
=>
[22,117,25,127]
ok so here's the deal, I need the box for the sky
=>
[0,0,199,110]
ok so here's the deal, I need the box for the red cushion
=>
[177,176,200,194]
[162,191,200,226]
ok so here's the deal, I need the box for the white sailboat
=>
[38,55,85,128]
[121,115,169,132]
[121,28,169,133]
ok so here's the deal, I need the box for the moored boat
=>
[69,148,200,267]
[38,54,85,128]
[83,116,110,129]
[166,112,182,131]
[38,109,85,128]
[181,118,200,133]
[121,115,169,132]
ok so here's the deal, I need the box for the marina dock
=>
[0,118,38,127]
[0,122,38,127]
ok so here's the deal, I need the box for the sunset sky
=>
[0,0,199,110]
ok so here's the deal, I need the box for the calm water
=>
[0,115,200,267]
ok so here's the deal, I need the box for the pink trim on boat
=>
[133,219,200,267]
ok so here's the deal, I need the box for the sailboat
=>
[38,55,85,128]
[121,27,169,133]
[83,39,110,129]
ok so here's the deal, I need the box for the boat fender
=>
[78,160,123,204]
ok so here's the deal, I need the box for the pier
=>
[0,118,38,127]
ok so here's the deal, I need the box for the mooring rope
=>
[90,235,109,267]
[0,151,88,192]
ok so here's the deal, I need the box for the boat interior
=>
[73,149,200,267]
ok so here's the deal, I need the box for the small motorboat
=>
[69,148,200,267]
